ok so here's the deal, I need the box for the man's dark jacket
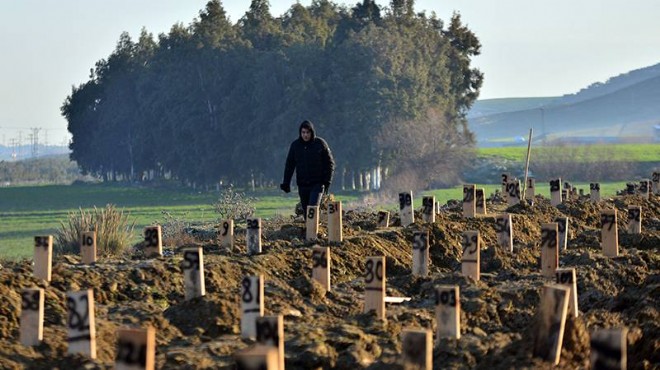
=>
[283,122,335,188]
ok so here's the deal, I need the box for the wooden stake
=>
[246,218,262,255]
[652,171,660,195]
[312,246,330,291]
[412,230,429,277]
[219,219,234,251]
[541,223,559,277]
[475,188,486,215]
[462,185,476,218]
[550,178,562,206]
[81,231,97,265]
[600,209,619,257]
[401,329,432,369]
[364,256,386,320]
[525,178,536,204]
[20,288,44,346]
[638,180,650,199]
[501,173,511,201]
[67,289,96,359]
[182,247,205,300]
[306,206,319,241]
[533,284,570,365]
[256,315,284,370]
[377,211,390,228]
[421,196,435,223]
[506,178,522,207]
[33,235,52,282]
[627,206,641,234]
[115,326,156,370]
[495,214,513,252]
[241,275,264,339]
[461,231,480,281]
[590,182,601,202]
[554,216,569,250]
[555,268,579,317]
[590,328,627,370]
[399,191,414,227]
[143,226,162,257]
[327,201,342,243]
[435,285,460,339]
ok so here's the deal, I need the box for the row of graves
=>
[9,172,660,369]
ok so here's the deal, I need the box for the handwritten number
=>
[601,214,615,231]
[67,295,90,332]
[541,229,557,249]
[364,260,383,283]
[463,187,474,202]
[550,179,560,192]
[116,341,147,366]
[222,222,229,236]
[312,250,327,268]
[434,289,456,307]
[21,291,40,311]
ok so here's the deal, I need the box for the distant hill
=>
[0,144,69,161]
[469,63,660,146]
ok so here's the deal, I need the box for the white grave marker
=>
[435,285,460,339]
[590,182,601,202]
[246,218,262,255]
[328,201,342,243]
[67,289,96,359]
[219,219,234,251]
[461,231,480,281]
[33,235,52,282]
[533,284,570,365]
[555,268,579,318]
[143,226,162,257]
[421,196,435,223]
[412,230,429,277]
[81,231,96,265]
[554,216,569,250]
[364,256,386,320]
[401,329,432,369]
[182,247,205,300]
[256,315,284,370]
[549,178,562,206]
[590,328,628,370]
[541,223,559,277]
[462,184,476,218]
[306,206,319,241]
[501,173,510,201]
[20,288,44,346]
[600,209,618,257]
[506,178,521,206]
[495,214,513,252]
[475,188,486,215]
[241,275,264,339]
[312,246,330,291]
[638,180,650,199]
[115,326,156,370]
[652,171,660,195]
[525,178,536,203]
[399,191,414,226]
[377,211,390,228]
[627,206,641,234]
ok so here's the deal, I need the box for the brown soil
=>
[0,194,658,369]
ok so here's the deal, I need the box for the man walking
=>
[280,120,335,218]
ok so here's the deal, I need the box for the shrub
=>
[55,204,136,256]
[213,186,256,223]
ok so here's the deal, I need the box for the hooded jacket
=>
[283,121,335,187]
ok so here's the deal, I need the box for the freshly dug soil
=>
[0,194,658,369]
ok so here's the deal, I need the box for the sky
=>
[1,0,659,146]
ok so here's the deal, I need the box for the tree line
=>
[62,0,482,191]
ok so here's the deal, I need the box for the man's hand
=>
[280,183,291,193]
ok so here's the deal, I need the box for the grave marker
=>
[241,275,264,339]
[312,246,330,291]
[627,206,641,234]
[306,206,319,241]
[81,231,97,264]
[475,188,486,215]
[506,178,521,206]
[435,285,460,339]
[590,328,627,370]
[638,179,650,199]
[33,235,52,282]
[235,346,278,370]
[554,216,569,250]
[652,171,660,195]
[377,211,390,228]
[115,326,156,370]
[501,173,510,201]
[327,201,343,243]
[461,231,480,281]
[550,178,562,206]
[256,315,284,370]
[412,230,429,277]
[600,209,618,257]
[67,289,96,359]
[182,247,205,300]
[421,196,435,223]
[143,226,162,257]
[532,284,570,365]
[246,218,262,255]
[219,219,234,251]
[495,214,513,252]
[555,268,578,317]
[399,191,414,226]
[541,223,559,277]
[525,178,536,203]
[364,256,385,320]
[462,184,476,218]
[20,288,44,346]
[401,329,432,369]
[590,182,601,202]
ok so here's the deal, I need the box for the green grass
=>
[478,143,660,163]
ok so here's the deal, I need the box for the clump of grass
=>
[213,186,256,223]
[55,204,136,256]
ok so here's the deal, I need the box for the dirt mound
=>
[0,193,658,369]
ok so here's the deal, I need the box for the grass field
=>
[478,143,660,162]
[0,182,630,259]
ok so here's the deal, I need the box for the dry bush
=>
[55,204,135,256]
[213,186,256,223]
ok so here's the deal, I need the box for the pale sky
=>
[1,0,659,145]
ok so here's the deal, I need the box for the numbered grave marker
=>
[554,217,569,250]
[412,230,429,277]
[241,275,264,339]
[377,211,390,228]
[143,226,162,257]
[590,328,628,370]
[555,268,579,318]
[399,191,414,226]
[312,246,330,291]
[549,178,562,206]
[532,284,570,365]
[501,173,510,201]
[495,214,513,252]
[590,182,601,202]
[421,196,435,223]
[638,180,650,199]
[256,315,284,370]
[600,209,619,257]
[525,178,536,203]
[401,329,432,369]
[541,223,559,277]
[461,231,480,281]
[364,256,386,320]
[434,285,460,339]
[81,231,96,264]
[115,326,156,370]
[219,219,234,251]
[327,201,343,243]
[67,289,96,359]
[246,218,262,255]
[462,184,476,218]
[235,346,278,370]
[627,206,641,234]
[652,171,660,195]
[20,288,44,346]
[475,188,486,215]
[33,235,53,282]
[506,178,521,207]
[182,247,205,300]
[306,206,319,241]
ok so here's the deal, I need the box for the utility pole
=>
[30,127,42,158]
